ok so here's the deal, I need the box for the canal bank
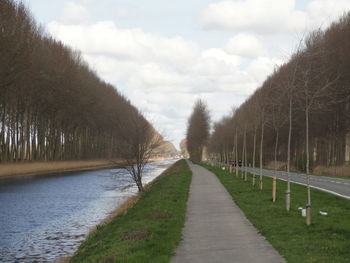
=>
[54,167,173,263]
[69,159,192,263]
[0,157,170,179]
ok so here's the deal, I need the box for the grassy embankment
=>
[203,163,350,263]
[70,159,192,263]
[0,157,169,179]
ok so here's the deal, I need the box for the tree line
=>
[208,12,350,174]
[205,12,350,225]
[186,99,210,163]
[0,0,158,164]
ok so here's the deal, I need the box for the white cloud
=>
[60,1,89,24]
[306,0,350,29]
[201,48,242,66]
[225,33,266,57]
[246,56,282,83]
[200,0,308,34]
[200,0,350,35]
[48,21,199,67]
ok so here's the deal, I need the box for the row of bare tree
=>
[209,12,350,174]
[0,0,159,168]
[207,12,350,225]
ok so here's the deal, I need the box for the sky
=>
[20,0,350,149]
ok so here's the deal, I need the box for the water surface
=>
[0,159,176,262]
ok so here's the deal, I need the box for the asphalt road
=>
[240,167,350,200]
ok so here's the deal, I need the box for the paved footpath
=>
[172,161,286,263]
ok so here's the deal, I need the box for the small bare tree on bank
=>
[255,86,270,190]
[186,99,210,162]
[248,99,259,186]
[280,48,302,212]
[115,110,162,192]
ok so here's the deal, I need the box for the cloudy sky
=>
[22,0,350,149]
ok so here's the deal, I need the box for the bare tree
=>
[235,127,239,177]
[255,87,270,190]
[297,31,339,225]
[281,51,301,212]
[246,98,259,186]
[115,111,163,192]
[241,126,245,180]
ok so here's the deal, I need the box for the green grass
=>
[202,163,350,263]
[70,160,192,263]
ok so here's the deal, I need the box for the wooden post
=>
[272,176,277,203]
[229,164,232,174]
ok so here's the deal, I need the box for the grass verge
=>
[203,163,350,263]
[70,159,192,263]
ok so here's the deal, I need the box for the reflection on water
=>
[0,159,176,262]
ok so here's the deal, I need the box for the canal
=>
[0,159,176,262]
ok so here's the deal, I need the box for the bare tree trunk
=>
[252,126,257,186]
[286,98,292,212]
[273,129,279,202]
[235,128,238,177]
[230,146,234,174]
[227,148,230,171]
[259,122,265,190]
[244,126,247,181]
[134,163,145,193]
[274,129,279,175]
[241,128,245,180]
[306,105,312,225]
